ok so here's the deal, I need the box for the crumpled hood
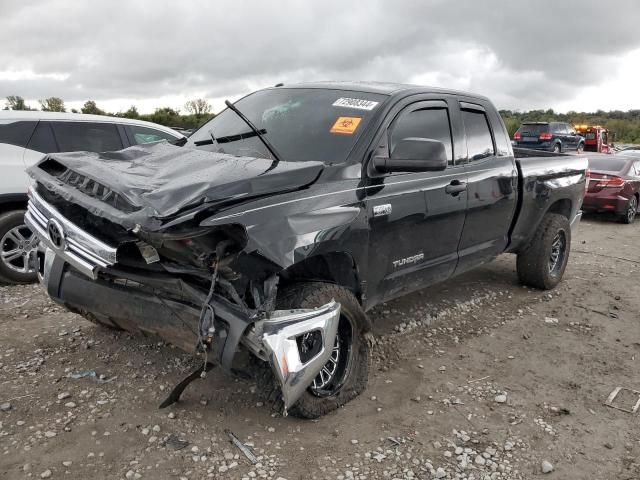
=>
[28,141,324,231]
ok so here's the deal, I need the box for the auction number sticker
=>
[330,116,362,135]
[332,97,379,111]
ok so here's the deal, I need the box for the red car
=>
[583,155,640,223]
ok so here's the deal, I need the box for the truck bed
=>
[508,148,589,253]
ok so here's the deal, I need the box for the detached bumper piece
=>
[261,302,341,411]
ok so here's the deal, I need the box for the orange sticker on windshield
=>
[330,116,362,135]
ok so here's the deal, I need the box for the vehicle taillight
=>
[584,168,590,197]
[539,132,553,140]
[513,132,521,140]
[595,175,625,188]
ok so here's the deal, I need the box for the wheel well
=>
[279,252,361,300]
[547,199,572,219]
[0,200,27,215]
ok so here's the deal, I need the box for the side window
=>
[462,109,495,161]
[127,125,178,145]
[52,122,123,152]
[634,162,640,176]
[389,107,453,163]
[27,122,58,153]
[0,120,37,148]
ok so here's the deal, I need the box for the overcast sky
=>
[1,0,639,114]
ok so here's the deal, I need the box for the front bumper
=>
[29,190,341,411]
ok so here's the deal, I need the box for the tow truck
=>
[575,124,615,154]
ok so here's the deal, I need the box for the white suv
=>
[0,111,186,283]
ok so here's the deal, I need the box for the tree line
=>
[5,95,640,143]
[3,96,214,130]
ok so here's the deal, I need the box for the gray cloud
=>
[1,0,639,112]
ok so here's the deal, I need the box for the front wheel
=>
[619,196,638,224]
[0,210,38,284]
[576,143,584,154]
[258,282,370,419]
[517,213,571,290]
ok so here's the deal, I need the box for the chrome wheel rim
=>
[548,231,566,276]
[308,314,353,397]
[1,224,37,274]
[310,335,340,390]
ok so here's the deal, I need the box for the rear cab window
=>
[461,108,495,161]
[52,122,123,152]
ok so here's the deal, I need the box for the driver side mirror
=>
[373,138,447,173]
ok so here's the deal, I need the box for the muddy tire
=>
[619,195,637,224]
[256,282,370,419]
[0,210,38,284]
[517,213,571,290]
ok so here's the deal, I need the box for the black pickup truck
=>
[26,82,588,418]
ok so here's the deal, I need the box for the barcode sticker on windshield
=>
[333,97,379,111]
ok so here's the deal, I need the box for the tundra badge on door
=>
[392,253,425,269]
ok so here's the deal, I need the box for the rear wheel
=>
[0,210,38,284]
[552,143,561,153]
[619,196,638,224]
[576,143,584,154]
[517,213,571,290]
[257,282,370,419]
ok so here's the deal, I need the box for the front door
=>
[365,100,467,306]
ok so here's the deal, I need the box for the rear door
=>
[365,98,467,305]
[456,101,518,275]
[51,121,124,152]
[565,123,579,150]
[551,122,565,149]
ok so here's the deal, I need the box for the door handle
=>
[445,180,467,196]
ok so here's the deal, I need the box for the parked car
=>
[25,83,588,418]
[513,122,585,153]
[583,155,640,223]
[0,111,186,283]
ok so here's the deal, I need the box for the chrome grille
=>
[25,188,118,279]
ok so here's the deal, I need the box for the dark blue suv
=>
[513,122,584,153]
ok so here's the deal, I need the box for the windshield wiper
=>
[193,129,266,147]
[224,99,282,164]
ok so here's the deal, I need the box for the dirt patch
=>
[1,214,639,479]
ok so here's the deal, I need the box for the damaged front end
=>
[25,144,341,412]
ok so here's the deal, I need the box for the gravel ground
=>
[1,213,639,480]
